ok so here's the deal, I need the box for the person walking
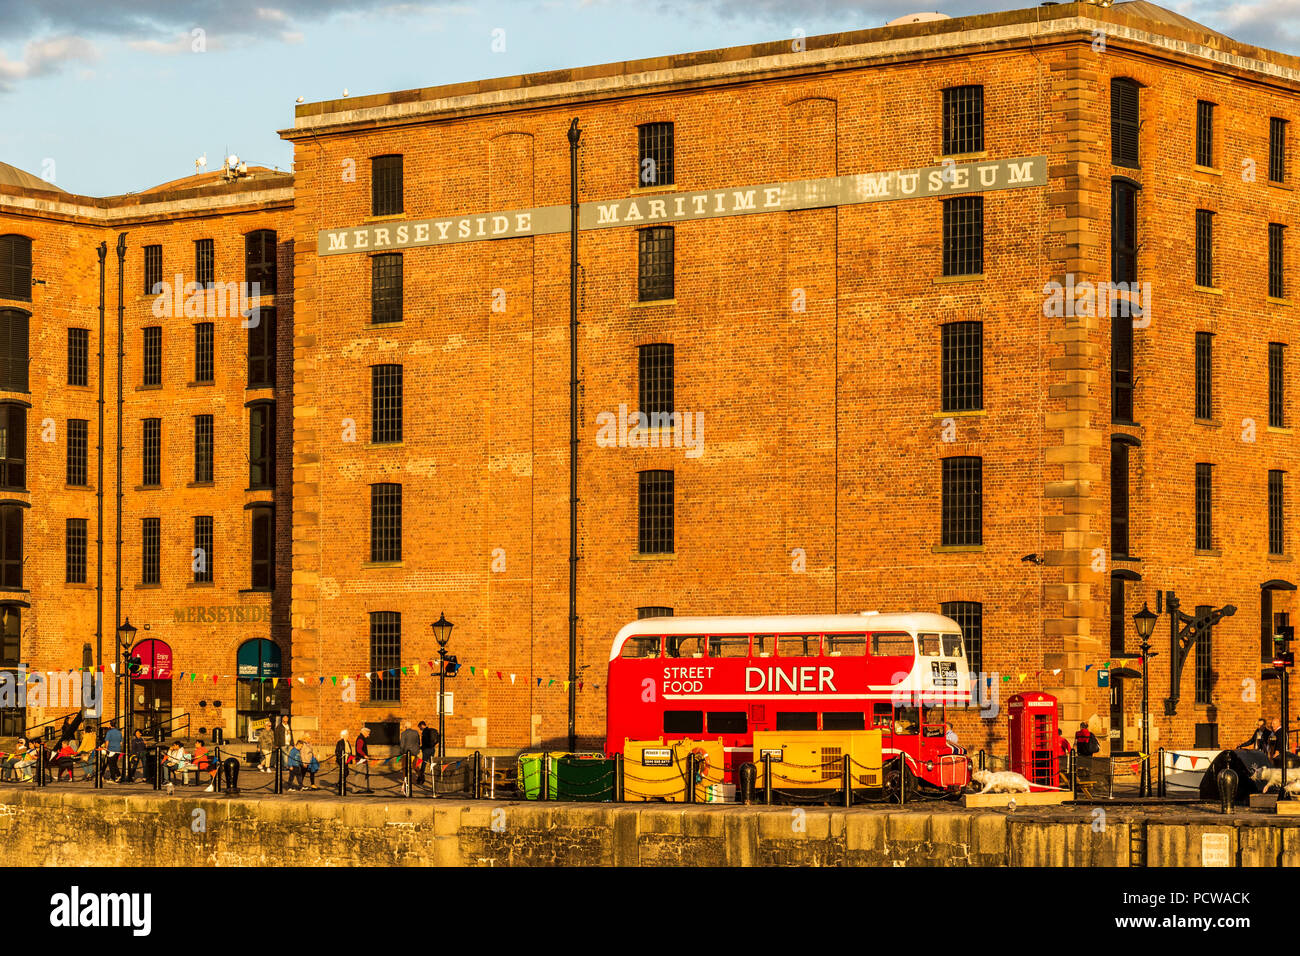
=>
[335,730,351,790]
[299,735,319,790]
[256,720,275,773]
[417,720,439,785]
[353,727,372,793]
[275,715,294,760]
[399,720,419,792]
[1074,721,1100,756]
[286,741,304,791]
[104,722,124,782]
[124,729,146,783]
[75,729,98,781]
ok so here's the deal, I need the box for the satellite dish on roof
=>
[886,11,951,24]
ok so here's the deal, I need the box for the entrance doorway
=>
[127,638,173,740]
[236,638,285,741]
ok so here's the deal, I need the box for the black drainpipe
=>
[567,118,581,753]
[114,232,126,726]
[95,242,106,696]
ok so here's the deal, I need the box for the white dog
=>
[971,769,1031,794]
[1252,766,1300,794]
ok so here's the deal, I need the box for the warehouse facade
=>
[2,0,1298,756]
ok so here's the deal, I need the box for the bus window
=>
[921,705,945,737]
[824,633,867,657]
[823,712,866,731]
[665,635,706,658]
[941,634,963,657]
[707,636,749,658]
[663,711,703,735]
[752,634,775,657]
[776,712,818,730]
[871,632,914,656]
[706,712,747,734]
[620,636,661,659]
[776,634,820,657]
[892,706,919,735]
[918,633,942,656]
[871,703,893,728]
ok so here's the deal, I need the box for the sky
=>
[2,0,1298,197]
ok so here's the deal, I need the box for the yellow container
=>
[752,729,883,790]
[622,738,725,802]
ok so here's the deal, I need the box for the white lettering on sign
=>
[744,666,837,693]
[317,156,1048,256]
[1201,832,1231,867]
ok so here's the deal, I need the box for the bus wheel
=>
[884,761,914,803]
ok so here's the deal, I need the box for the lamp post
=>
[1133,603,1158,798]
[117,618,137,738]
[432,613,453,759]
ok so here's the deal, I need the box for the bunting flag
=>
[1051,668,1062,675]
[1017,673,1027,683]
[1084,664,1093,672]
[496,672,503,680]
[413,664,419,676]
[509,674,516,685]
[469,667,475,676]
[271,678,279,688]
[536,678,542,687]
[1189,756,1199,768]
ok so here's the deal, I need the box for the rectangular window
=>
[142,326,161,386]
[638,227,674,302]
[940,600,983,677]
[0,506,20,590]
[638,469,674,555]
[0,606,19,665]
[371,364,403,444]
[942,196,983,276]
[67,328,88,387]
[1196,332,1214,420]
[1112,180,1138,284]
[1270,470,1286,556]
[663,711,703,735]
[638,344,674,419]
[942,85,984,156]
[1270,342,1286,428]
[370,483,402,562]
[1110,576,1126,655]
[66,418,87,487]
[637,122,674,186]
[194,414,213,483]
[143,245,162,295]
[369,611,401,702]
[0,309,27,393]
[1196,463,1214,551]
[940,321,982,412]
[0,237,32,302]
[706,712,747,734]
[141,418,160,487]
[194,515,213,584]
[1196,100,1215,167]
[371,254,403,325]
[245,230,276,296]
[247,307,276,388]
[1112,303,1134,425]
[1111,439,1130,559]
[823,712,866,731]
[1111,79,1140,168]
[195,238,214,287]
[776,712,818,731]
[941,456,982,547]
[1263,588,1277,663]
[248,403,275,489]
[1271,118,1288,184]
[194,322,214,384]
[1195,209,1214,287]
[371,156,403,217]
[636,606,673,620]
[1194,604,1213,706]
[251,506,274,589]
[1270,224,1286,299]
[141,517,160,585]
[65,519,86,585]
[0,404,23,491]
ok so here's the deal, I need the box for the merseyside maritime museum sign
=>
[317,155,1047,256]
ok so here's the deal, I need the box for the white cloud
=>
[0,35,98,91]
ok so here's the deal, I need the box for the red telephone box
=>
[1007,692,1059,788]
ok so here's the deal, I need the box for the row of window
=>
[1112,78,1291,183]
[134,404,274,491]
[141,231,277,297]
[115,510,275,589]
[136,314,277,389]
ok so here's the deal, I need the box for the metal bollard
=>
[472,751,482,800]
[35,748,45,787]
[541,753,551,802]
[842,754,852,808]
[614,753,624,803]
[273,747,282,795]
[762,753,773,806]
[978,749,986,772]
[737,762,756,806]
[1157,748,1166,798]
[898,760,907,807]
[94,750,103,789]
[1218,768,1238,814]
[686,752,696,804]
[404,753,413,798]
[153,745,162,791]
[490,756,496,800]
[214,745,222,793]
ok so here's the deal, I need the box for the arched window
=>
[0,309,29,392]
[0,236,31,302]
[245,230,277,296]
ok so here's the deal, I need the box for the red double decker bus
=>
[605,612,971,791]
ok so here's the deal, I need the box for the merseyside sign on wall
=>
[317,155,1047,257]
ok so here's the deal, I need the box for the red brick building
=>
[4,0,1299,758]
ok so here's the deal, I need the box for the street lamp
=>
[1133,603,1158,797]
[432,613,453,759]
[117,618,138,738]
